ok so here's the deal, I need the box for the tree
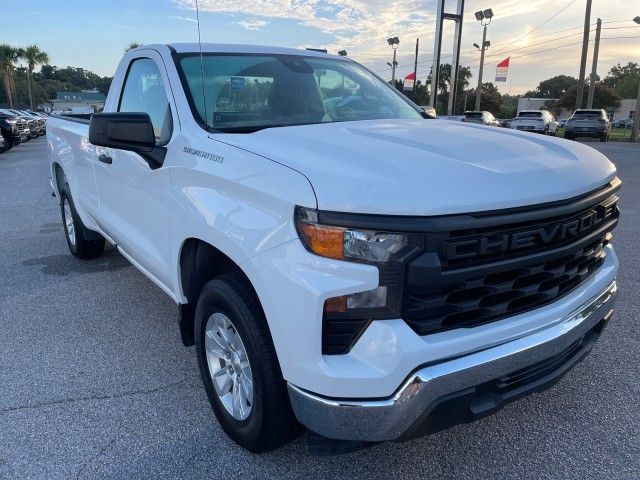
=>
[126,42,142,52]
[555,83,621,111]
[0,44,21,108]
[465,82,502,114]
[23,45,49,110]
[534,75,576,98]
[604,62,639,98]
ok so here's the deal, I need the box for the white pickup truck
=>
[48,44,620,452]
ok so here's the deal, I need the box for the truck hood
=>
[215,119,617,215]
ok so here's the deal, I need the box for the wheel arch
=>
[177,237,266,347]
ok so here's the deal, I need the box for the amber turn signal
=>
[324,295,347,313]
[298,222,345,259]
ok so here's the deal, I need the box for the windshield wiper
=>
[215,121,323,133]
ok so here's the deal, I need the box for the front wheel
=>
[60,186,105,259]
[194,273,299,452]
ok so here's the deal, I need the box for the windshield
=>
[465,112,483,118]
[518,112,542,118]
[176,53,423,132]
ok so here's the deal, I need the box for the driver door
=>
[93,52,177,288]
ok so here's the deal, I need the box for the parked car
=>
[499,118,513,128]
[438,115,465,122]
[463,110,500,126]
[10,109,45,136]
[2,109,37,139]
[0,110,29,148]
[510,110,559,135]
[48,43,620,453]
[419,105,437,118]
[612,118,633,129]
[564,109,611,142]
[558,119,568,128]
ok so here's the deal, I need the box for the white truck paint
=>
[48,43,619,451]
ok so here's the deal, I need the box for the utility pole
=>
[576,0,592,110]
[632,15,640,142]
[475,24,488,110]
[412,38,419,99]
[632,78,640,142]
[587,18,601,109]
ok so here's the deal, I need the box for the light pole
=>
[387,37,400,83]
[632,16,640,142]
[474,8,493,110]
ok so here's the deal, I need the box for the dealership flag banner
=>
[403,71,415,91]
[495,57,510,82]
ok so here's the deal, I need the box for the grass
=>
[555,127,637,142]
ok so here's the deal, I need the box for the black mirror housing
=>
[89,112,156,151]
[89,112,166,168]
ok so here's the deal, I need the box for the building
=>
[611,99,636,121]
[50,90,106,114]
[517,97,557,113]
[517,97,636,121]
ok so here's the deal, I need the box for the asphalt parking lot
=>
[1,137,639,480]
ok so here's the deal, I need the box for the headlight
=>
[295,206,422,322]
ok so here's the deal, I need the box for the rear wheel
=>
[194,273,299,452]
[60,185,105,259]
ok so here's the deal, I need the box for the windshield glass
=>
[465,112,483,118]
[176,54,423,132]
[518,112,542,118]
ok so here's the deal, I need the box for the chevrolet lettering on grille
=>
[441,200,618,261]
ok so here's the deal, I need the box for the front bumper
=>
[288,280,617,442]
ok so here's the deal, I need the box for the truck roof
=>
[139,43,345,59]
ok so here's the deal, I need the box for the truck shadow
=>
[22,250,131,276]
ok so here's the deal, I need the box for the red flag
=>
[495,57,510,82]
[403,71,416,91]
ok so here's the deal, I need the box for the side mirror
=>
[89,112,166,168]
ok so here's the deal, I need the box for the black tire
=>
[59,185,105,259]
[600,134,609,142]
[194,273,299,452]
[565,134,574,140]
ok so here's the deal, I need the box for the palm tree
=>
[126,42,142,52]
[23,45,49,110]
[0,44,21,108]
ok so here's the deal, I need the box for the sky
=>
[2,0,639,95]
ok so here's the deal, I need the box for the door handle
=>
[98,154,112,164]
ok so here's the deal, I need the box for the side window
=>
[119,58,173,145]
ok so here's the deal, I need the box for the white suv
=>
[511,110,559,135]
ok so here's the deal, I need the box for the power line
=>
[491,0,579,56]
[464,34,640,70]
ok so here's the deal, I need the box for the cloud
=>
[170,14,198,23]
[233,19,269,31]
[170,0,639,93]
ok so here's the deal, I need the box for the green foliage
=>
[464,82,503,114]
[552,83,621,111]
[0,63,113,108]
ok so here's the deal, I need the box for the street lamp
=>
[337,50,348,57]
[632,16,640,142]
[387,36,400,83]
[474,8,493,110]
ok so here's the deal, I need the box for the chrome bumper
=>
[288,281,617,442]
